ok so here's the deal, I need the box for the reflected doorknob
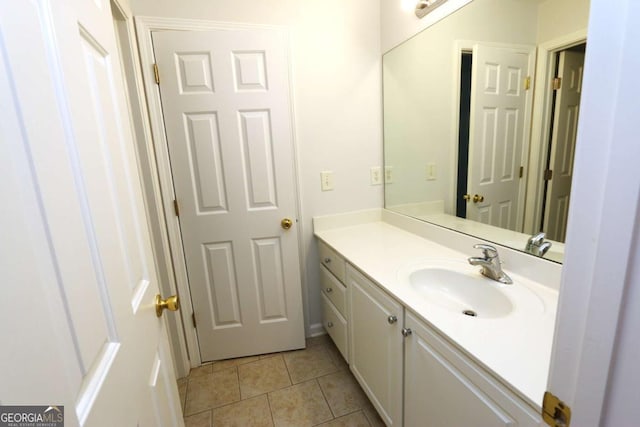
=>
[281,218,293,230]
[155,294,180,317]
[463,194,485,203]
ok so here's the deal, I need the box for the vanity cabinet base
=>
[404,311,541,427]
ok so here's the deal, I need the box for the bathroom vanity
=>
[314,209,560,426]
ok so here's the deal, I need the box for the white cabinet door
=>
[347,265,403,426]
[404,311,540,427]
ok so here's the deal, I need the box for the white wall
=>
[537,0,590,44]
[130,0,383,336]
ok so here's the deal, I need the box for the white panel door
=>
[0,1,181,426]
[544,50,585,242]
[468,44,534,231]
[152,29,305,361]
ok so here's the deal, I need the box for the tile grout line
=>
[315,377,337,421]
[266,391,276,427]
[281,353,295,386]
[233,366,242,403]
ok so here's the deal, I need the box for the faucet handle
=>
[473,243,498,259]
[528,232,546,245]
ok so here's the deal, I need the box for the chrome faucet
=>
[468,244,513,284]
[525,232,552,257]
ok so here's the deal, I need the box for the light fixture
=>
[415,0,448,18]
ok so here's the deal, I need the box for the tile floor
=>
[178,335,385,427]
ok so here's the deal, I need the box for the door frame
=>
[134,16,306,368]
[547,0,640,422]
[110,1,191,381]
[450,40,535,226]
[522,29,587,235]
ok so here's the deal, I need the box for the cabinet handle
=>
[324,257,331,264]
[401,328,412,337]
[327,321,334,328]
[325,287,333,293]
[387,315,398,324]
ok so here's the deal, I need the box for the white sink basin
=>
[408,266,513,318]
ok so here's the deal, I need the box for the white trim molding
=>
[523,29,587,235]
[111,3,192,378]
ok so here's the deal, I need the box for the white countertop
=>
[314,220,558,410]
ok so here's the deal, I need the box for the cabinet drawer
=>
[320,265,347,316]
[318,241,346,283]
[322,293,348,362]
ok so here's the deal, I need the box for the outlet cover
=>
[370,167,382,185]
[385,166,393,183]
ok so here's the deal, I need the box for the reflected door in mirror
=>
[466,44,534,231]
[543,49,584,242]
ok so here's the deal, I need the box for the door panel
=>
[252,238,289,322]
[468,44,534,232]
[544,50,585,242]
[240,110,278,208]
[203,242,242,328]
[185,113,227,212]
[152,29,305,361]
[0,1,181,425]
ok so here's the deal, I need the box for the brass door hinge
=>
[524,76,531,90]
[519,166,524,178]
[173,199,180,217]
[542,391,571,426]
[553,77,562,90]
[153,63,160,84]
[544,169,553,181]
[192,312,197,328]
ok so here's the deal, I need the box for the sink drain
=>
[462,309,477,317]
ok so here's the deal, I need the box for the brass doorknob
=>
[155,294,179,317]
[473,194,485,203]
[463,194,471,201]
[281,218,293,230]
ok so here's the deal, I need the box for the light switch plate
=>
[370,167,382,185]
[385,166,393,183]
[320,171,334,191]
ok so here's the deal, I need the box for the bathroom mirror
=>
[383,0,590,263]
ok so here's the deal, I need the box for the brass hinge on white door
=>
[542,391,571,426]
[553,77,562,90]
[153,63,160,84]
[524,76,531,90]
[192,312,197,328]
[544,169,553,181]
[519,166,524,178]
[173,199,180,217]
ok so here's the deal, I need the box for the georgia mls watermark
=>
[0,406,64,427]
